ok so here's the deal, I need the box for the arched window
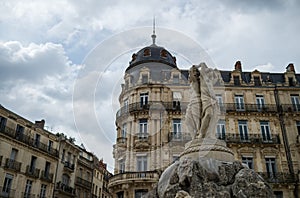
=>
[62,174,70,186]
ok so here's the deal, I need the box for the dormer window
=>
[143,48,150,56]
[233,76,240,86]
[254,76,261,86]
[160,50,167,58]
[142,74,148,84]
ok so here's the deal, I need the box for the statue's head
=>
[189,65,200,83]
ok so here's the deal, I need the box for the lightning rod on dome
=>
[151,16,156,45]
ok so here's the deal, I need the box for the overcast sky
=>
[1,0,299,172]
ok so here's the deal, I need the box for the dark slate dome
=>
[126,44,177,71]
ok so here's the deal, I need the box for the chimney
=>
[35,119,45,129]
[286,63,295,72]
[234,61,242,71]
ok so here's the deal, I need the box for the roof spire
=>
[151,16,156,45]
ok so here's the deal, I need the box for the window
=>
[238,120,249,141]
[216,94,224,110]
[62,174,70,186]
[29,156,37,172]
[44,161,51,177]
[289,77,295,86]
[135,189,148,198]
[67,152,71,163]
[142,74,148,84]
[254,76,261,86]
[10,148,18,160]
[2,174,13,196]
[265,157,276,177]
[260,121,272,141]
[235,95,245,111]
[138,119,148,138]
[274,191,283,198]
[140,93,148,107]
[233,76,240,85]
[121,123,127,138]
[291,95,300,111]
[62,149,65,162]
[296,121,300,136]
[136,156,147,171]
[15,124,24,140]
[47,140,53,152]
[0,116,7,130]
[143,48,150,56]
[24,180,33,198]
[216,120,226,140]
[172,119,182,140]
[242,157,253,169]
[117,191,124,198]
[119,159,125,173]
[40,184,47,198]
[124,99,129,113]
[173,74,179,84]
[34,133,40,147]
[172,92,182,109]
[256,95,265,111]
[87,172,90,181]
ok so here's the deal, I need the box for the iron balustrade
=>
[40,170,54,182]
[0,186,16,198]
[0,125,58,157]
[22,192,36,198]
[257,172,297,184]
[116,101,188,118]
[63,161,75,171]
[134,133,149,140]
[221,103,278,113]
[25,166,40,178]
[117,137,127,144]
[281,104,300,112]
[109,171,159,184]
[168,132,192,142]
[219,133,280,144]
[56,182,76,195]
[75,176,92,188]
[4,158,22,172]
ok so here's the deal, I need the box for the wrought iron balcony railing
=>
[75,176,92,188]
[109,170,159,185]
[40,170,54,182]
[0,186,16,198]
[281,104,300,112]
[0,125,58,157]
[55,182,76,195]
[221,103,277,113]
[134,133,149,140]
[25,166,40,178]
[219,133,280,144]
[116,101,188,118]
[4,158,22,172]
[63,161,75,171]
[22,192,36,198]
[168,132,192,142]
[257,172,297,184]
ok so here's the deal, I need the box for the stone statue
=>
[185,63,220,139]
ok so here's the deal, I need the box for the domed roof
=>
[126,44,177,72]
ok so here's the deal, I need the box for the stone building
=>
[108,34,300,198]
[0,104,112,198]
[0,105,59,198]
[92,159,112,198]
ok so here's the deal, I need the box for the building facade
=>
[0,105,112,198]
[108,36,300,198]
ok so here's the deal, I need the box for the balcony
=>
[4,158,22,172]
[63,161,75,172]
[168,132,192,142]
[222,103,277,113]
[257,172,296,184]
[220,133,280,145]
[0,186,16,198]
[116,101,188,118]
[22,192,36,198]
[25,166,40,178]
[0,125,58,157]
[40,170,54,182]
[108,171,159,188]
[75,176,92,189]
[55,182,76,196]
[282,104,300,113]
[117,137,127,144]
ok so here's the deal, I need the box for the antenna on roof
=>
[151,16,156,45]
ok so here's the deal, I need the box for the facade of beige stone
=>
[0,105,112,198]
[109,38,300,197]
